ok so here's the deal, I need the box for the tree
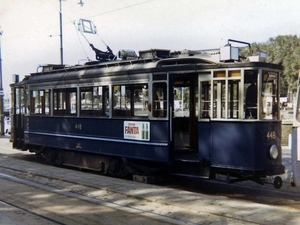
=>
[240,35,300,96]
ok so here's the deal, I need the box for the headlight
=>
[269,145,279,160]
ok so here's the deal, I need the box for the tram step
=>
[174,153,199,163]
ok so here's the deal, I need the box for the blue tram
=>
[11,41,284,188]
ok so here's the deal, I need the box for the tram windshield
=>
[262,70,279,120]
[244,70,279,120]
[244,70,258,119]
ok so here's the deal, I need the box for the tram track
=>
[0,167,258,225]
[0,161,299,224]
[2,162,299,202]
[0,171,197,225]
[0,199,67,225]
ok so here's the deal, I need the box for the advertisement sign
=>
[124,121,150,141]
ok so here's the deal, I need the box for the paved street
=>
[0,136,300,224]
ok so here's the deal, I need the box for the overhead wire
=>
[84,0,156,19]
[3,0,156,42]
[66,0,156,52]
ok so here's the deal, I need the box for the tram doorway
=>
[172,75,198,153]
[11,87,25,149]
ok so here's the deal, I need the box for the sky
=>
[1,0,300,97]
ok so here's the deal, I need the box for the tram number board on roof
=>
[124,121,150,141]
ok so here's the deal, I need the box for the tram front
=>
[199,65,285,189]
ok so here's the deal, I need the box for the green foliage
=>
[240,35,300,96]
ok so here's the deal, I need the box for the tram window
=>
[54,90,66,114]
[174,87,190,117]
[228,70,241,77]
[20,89,26,114]
[80,86,103,116]
[30,90,40,114]
[214,71,226,78]
[30,90,50,115]
[104,89,110,116]
[44,90,50,115]
[15,88,19,114]
[134,85,148,117]
[113,85,131,117]
[262,71,279,120]
[15,88,25,114]
[15,88,20,114]
[212,70,242,119]
[228,80,240,119]
[53,88,77,116]
[200,81,211,118]
[244,70,258,119]
[213,80,226,118]
[195,87,199,117]
[69,91,77,115]
[153,82,167,118]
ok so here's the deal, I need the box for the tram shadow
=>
[160,145,298,206]
[163,174,300,208]
[8,153,43,163]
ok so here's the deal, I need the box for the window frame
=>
[53,88,77,116]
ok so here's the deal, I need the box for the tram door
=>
[172,74,198,152]
[11,86,25,149]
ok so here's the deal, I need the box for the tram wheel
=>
[273,176,283,189]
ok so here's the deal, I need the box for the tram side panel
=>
[207,121,284,176]
[210,121,255,172]
[198,122,211,161]
[23,116,170,163]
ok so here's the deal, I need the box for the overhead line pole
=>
[0,28,4,135]
[59,0,64,65]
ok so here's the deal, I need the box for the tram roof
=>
[11,47,283,87]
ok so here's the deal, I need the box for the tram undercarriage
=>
[29,145,284,189]
[31,146,168,179]
[172,150,284,189]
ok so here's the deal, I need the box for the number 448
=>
[266,131,276,139]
